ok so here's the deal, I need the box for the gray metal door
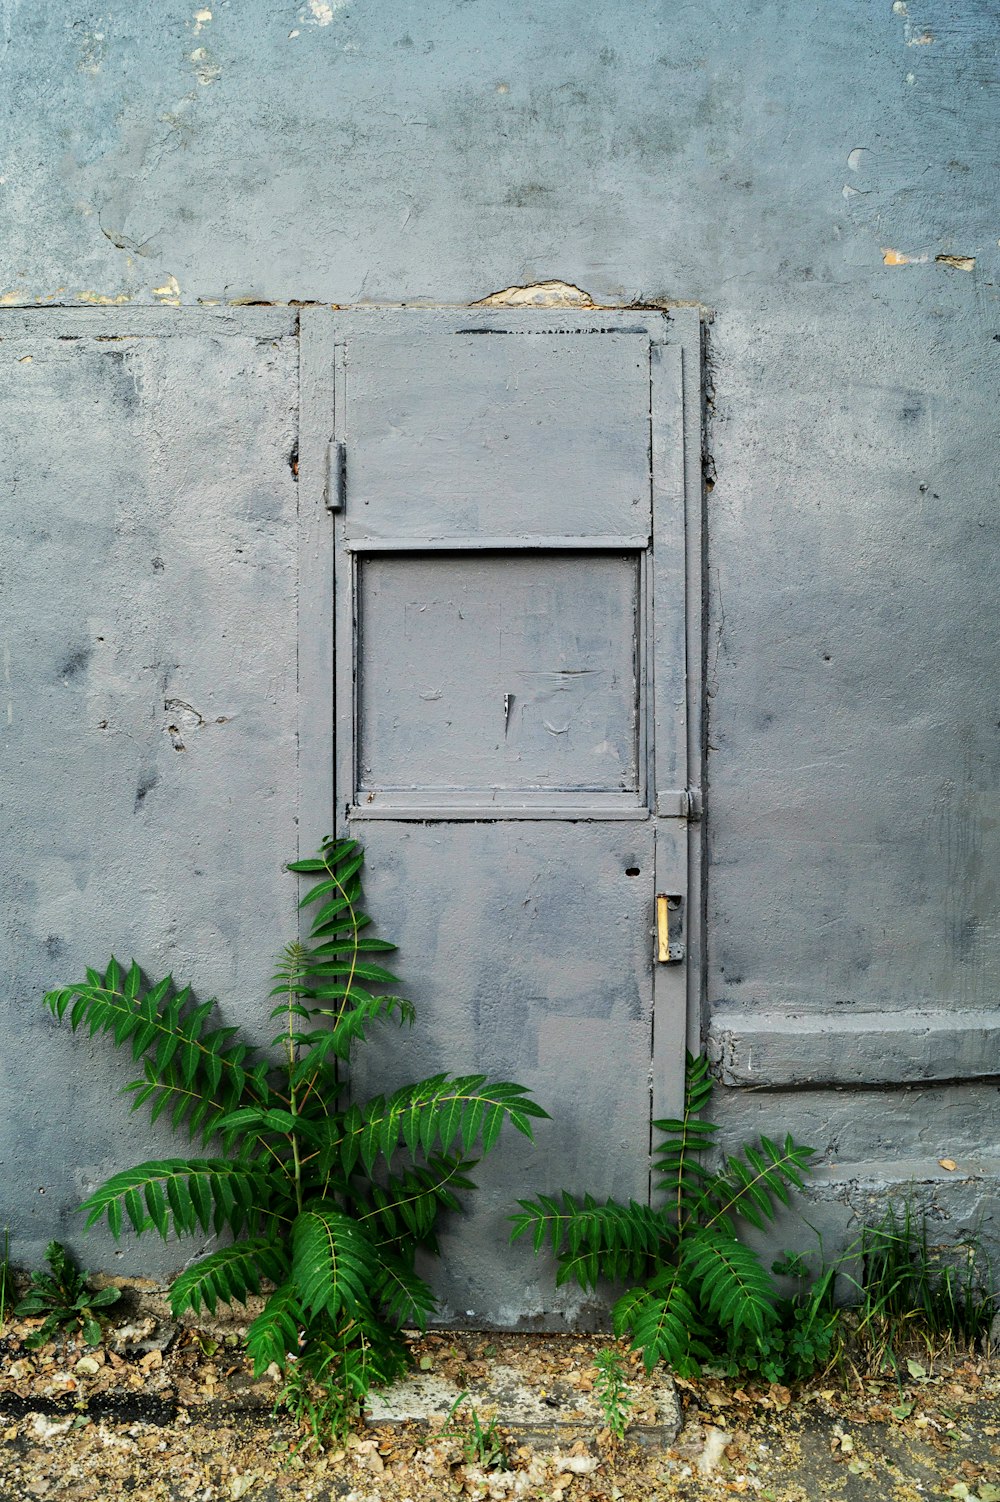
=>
[303,308,701,1324]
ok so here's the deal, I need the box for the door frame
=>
[296,303,705,1069]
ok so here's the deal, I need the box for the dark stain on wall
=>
[57,645,92,682]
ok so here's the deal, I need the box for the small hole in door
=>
[625,866,640,877]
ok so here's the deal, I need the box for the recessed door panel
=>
[357,551,641,795]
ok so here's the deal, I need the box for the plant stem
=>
[298,853,361,1120]
[286,964,304,1216]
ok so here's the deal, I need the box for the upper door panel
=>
[342,331,653,543]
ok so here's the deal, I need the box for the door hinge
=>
[325,440,346,511]
[655,788,701,820]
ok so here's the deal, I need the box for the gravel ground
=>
[1,1285,997,1501]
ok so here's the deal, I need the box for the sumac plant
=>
[512,1053,830,1381]
[46,837,547,1437]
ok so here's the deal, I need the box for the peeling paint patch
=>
[473,280,596,309]
[189,46,221,84]
[0,289,29,306]
[301,0,346,24]
[152,275,182,305]
[906,30,934,45]
[75,25,107,75]
[101,222,157,258]
[75,290,132,305]
[192,7,212,34]
[892,0,908,12]
[165,698,206,752]
[936,254,976,271]
[881,248,928,266]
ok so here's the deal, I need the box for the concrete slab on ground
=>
[366,1359,682,1448]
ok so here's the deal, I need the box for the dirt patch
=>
[0,1290,998,1501]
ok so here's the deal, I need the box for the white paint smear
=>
[302,0,347,24]
[189,46,221,84]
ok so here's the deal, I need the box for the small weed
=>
[443,1391,510,1471]
[723,1250,841,1383]
[14,1241,119,1348]
[276,1348,360,1456]
[848,1202,995,1376]
[593,1347,634,1445]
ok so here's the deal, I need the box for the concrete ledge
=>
[708,1008,1000,1088]
[808,1155,1000,1190]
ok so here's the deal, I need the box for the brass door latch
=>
[656,893,684,963]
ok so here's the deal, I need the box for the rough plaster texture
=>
[0,312,300,1272]
[1,0,998,1299]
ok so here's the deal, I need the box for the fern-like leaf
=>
[681,1226,776,1340]
[510,1193,667,1289]
[170,1237,288,1316]
[371,1254,437,1329]
[291,1205,376,1321]
[80,1158,279,1241]
[613,1266,711,1375]
[271,839,414,1066]
[46,966,268,1142]
[698,1136,815,1232]
[279,996,416,1083]
[651,1052,721,1233]
[338,1075,547,1177]
[246,1283,304,1376]
[355,1154,478,1250]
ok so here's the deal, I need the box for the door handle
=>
[656,894,684,964]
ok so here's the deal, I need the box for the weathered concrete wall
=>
[0,309,300,1272]
[1,0,997,1293]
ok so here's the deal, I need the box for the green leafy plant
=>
[14,1240,120,1349]
[46,836,547,1440]
[512,1052,825,1380]
[723,1249,840,1383]
[848,1201,995,1374]
[275,1346,360,1456]
[592,1347,634,1445]
[442,1391,511,1471]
